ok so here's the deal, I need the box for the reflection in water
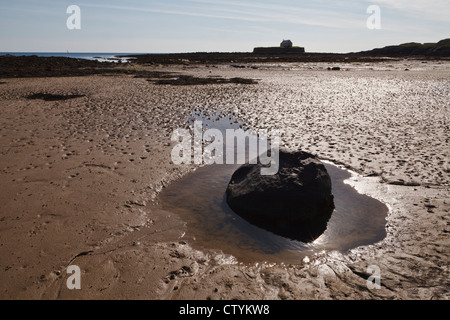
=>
[161,162,387,264]
[161,111,387,264]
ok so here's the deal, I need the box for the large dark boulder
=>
[226,150,334,242]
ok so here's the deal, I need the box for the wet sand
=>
[0,61,449,299]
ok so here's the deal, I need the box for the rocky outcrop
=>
[226,150,334,242]
[253,47,305,54]
[358,38,450,57]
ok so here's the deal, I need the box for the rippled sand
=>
[0,61,448,299]
[181,65,450,186]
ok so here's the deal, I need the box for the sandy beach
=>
[0,60,449,299]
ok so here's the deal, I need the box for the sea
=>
[0,52,141,62]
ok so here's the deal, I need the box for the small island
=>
[253,39,305,54]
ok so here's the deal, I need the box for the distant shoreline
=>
[2,37,449,64]
[0,52,137,63]
[121,51,450,65]
[1,49,449,79]
[120,39,450,64]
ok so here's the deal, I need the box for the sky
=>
[0,0,449,53]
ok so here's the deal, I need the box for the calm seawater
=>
[0,52,141,61]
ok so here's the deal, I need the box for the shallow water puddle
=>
[161,111,388,264]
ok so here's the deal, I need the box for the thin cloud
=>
[80,3,270,22]
[81,1,364,29]
[369,0,450,21]
[187,0,366,28]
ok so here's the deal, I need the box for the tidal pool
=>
[161,111,388,264]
